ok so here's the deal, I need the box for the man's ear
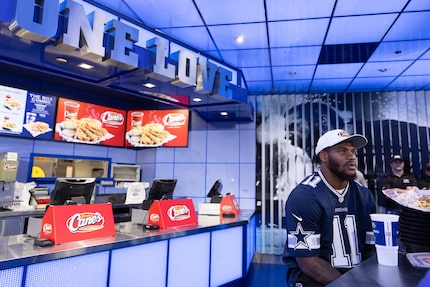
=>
[319,150,328,163]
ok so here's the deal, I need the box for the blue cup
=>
[370,214,399,247]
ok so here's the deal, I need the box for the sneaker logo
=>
[292,213,303,222]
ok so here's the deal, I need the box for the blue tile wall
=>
[0,111,256,212]
[174,130,208,163]
[207,130,240,163]
[173,162,206,198]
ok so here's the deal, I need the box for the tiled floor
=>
[241,253,287,287]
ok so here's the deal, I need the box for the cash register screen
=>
[50,178,96,205]
[147,179,177,201]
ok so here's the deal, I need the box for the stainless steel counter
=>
[327,253,427,287]
[0,210,255,270]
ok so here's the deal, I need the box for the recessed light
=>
[77,63,94,69]
[143,83,156,88]
[192,97,202,102]
[235,35,244,44]
[379,68,388,72]
[220,111,228,116]
[394,50,402,54]
[289,71,297,75]
[56,57,68,63]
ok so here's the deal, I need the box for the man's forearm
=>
[296,256,342,285]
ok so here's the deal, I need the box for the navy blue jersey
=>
[284,170,376,270]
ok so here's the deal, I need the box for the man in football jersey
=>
[283,129,376,287]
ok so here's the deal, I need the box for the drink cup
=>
[370,213,400,266]
[64,101,80,120]
[26,112,37,124]
[375,245,399,266]
[131,111,143,127]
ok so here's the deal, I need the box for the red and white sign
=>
[54,98,126,147]
[220,194,241,217]
[148,199,197,228]
[40,203,116,244]
[125,109,189,148]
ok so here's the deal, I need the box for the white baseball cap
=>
[315,129,368,155]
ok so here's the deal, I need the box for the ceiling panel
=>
[195,0,266,25]
[388,75,430,90]
[79,0,430,95]
[384,11,430,41]
[310,78,353,92]
[357,61,413,77]
[266,0,336,20]
[268,19,330,47]
[270,46,322,66]
[314,63,363,79]
[333,0,409,16]
[348,77,396,91]
[159,26,217,51]
[325,14,398,45]
[2,0,430,108]
[208,23,268,50]
[402,60,430,75]
[404,0,430,11]
[219,49,271,68]
[272,65,316,81]
[124,0,203,27]
[369,40,430,61]
[242,67,272,82]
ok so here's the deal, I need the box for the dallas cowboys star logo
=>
[291,222,314,250]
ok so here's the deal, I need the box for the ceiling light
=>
[192,97,202,102]
[379,68,388,73]
[55,57,68,63]
[143,83,156,88]
[77,63,94,69]
[220,111,228,116]
[235,35,245,44]
[289,71,297,75]
[394,50,402,54]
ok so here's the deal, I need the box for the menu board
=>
[125,109,189,147]
[54,98,126,147]
[0,85,56,139]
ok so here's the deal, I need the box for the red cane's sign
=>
[148,199,197,228]
[66,212,105,233]
[40,203,116,244]
[167,205,191,221]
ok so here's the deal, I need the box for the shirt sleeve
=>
[285,184,322,257]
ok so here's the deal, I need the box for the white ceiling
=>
[93,0,430,95]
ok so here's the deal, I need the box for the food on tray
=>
[4,98,21,109]
[28,121,50,133]
[61,119,78,130]
[383,188,430,211]
[73,118,107,142]
[414,195,430,208]
[57,118,110,143]
[2,122,17,130]
[128,123,172,145]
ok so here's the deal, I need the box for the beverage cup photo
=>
[26,112,37,124]
[370,213,400,266]
[64,101,80,120]
[131,111,144,127]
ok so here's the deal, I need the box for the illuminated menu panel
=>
[125,109,189,147]
[54,98,126,147]
[0,85,56,139]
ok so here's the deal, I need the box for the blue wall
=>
[1,107,256,211]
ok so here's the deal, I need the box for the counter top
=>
[327,253,427,287]
[0,210,254,270]
[0,208,45,218]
